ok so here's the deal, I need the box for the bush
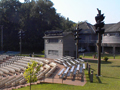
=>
[79,56,82,59]
[103,56,109,62]
[41,50,44,54]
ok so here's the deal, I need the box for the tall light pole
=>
[18,29,24,54]
[1,25,3,51]
[94,8,105,76]
[73,25,82,59]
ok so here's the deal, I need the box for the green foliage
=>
[103,56,109,62]
[79,56,82,59]
[23,60,42,83]
[0,0,75,51]
[42,50,45,54]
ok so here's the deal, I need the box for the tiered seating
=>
[0,70,3,75]
[0,55,59,89]
[57,56,85,80]
[5,75,23,87]
[14,62,28,67]
[37,63,53,79]
[61,67,70,78]
[43,64,50,74]
[11,76,24,86]
[0,76,15,88]
[45,62,57,77]
[0,55,9,61]
[58,68,65,77]
[11,64,25,70]
[22,57,47,65]
[2,67,15,73]
[0,68,9,74]
[6,65,21,72]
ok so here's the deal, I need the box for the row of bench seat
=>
[54,56,84,68]
[0,74,26,88]
[0,55,9,61]
[58,63,85,79]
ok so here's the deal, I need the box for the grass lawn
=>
[79,52,120,59]
[18,54,45,58]
[13,59,120,90]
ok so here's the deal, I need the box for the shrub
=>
[103,56,109,62]
[41,50,44,54]
[79,56,82,59]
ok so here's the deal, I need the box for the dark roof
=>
[105,22,120,32]
[72,22,96,34]
[104,23,115,30]
[43,30,72,38]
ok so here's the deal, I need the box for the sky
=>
[20,0,120,24]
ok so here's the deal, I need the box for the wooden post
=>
[98,33,101,76]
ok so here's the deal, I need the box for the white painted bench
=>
[45,65,57,77]
[70,66,75,73]
[66,61,72,66]
[77,64,80,71]
[61,67,70,78]
[80,67,83,73]
[58,68,65,76]
[70,60,75,65]
[63,63,67,68]
[73,67,77,75]
[83,63,85,69]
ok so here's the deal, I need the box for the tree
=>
[23,60,42,90]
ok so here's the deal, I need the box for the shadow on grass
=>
[102,75,120,79]
[111,65,120,67]
[95,74,102,83]
[85,60,112,64]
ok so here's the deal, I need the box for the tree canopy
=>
[0,0,75,52]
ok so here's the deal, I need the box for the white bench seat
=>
[2,67,15,73]
[5,75,23,87]
[73,67,77,75]
[58,68,65,76]
[45,65,57,77]
[66,62,72,66]
[49,62,57,67]
[14,62,28,67]
[19,78,26,84]
[7,65,21,72]
[11,77,24,86]
[0,68,9,74]
[77,64,80,71]
[70,66,75,73]
[0,71,3,75]
[63,63,67,68]
[83,63,85,69]
[80,67,83,73]
[0,76,16,88]
[12,64,25,70]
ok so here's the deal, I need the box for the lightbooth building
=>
[43,30,76,59]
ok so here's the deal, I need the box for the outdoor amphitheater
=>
[0,55,86,90]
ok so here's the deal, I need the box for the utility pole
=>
[18,29,24,54]
[1,25,3,51]
[94,8,105,76]
[73,25,82,59]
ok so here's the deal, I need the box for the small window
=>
[48,50,59,56]
[48,38,58,43]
